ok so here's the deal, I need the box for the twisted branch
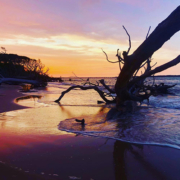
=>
[130,55,180,86]
[101,49,119,63]
[55,85,116,104]
[99,79,115,93]
[123,26,131,55]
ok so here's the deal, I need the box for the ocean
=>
[16,76,180,150]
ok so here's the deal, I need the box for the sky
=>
[0,0,180,77]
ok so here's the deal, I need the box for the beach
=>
[0,84,30,113]
[1,83,180,180]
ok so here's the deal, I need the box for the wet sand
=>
[1,84,180,180]
[0,84,29,113]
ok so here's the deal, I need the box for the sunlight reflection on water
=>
[4,77,180,150]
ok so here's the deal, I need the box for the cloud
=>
[0,0,179,76]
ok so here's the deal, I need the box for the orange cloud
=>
[0,0,179,76]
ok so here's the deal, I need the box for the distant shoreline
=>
[149,75,180,77]
[51,75,180,79]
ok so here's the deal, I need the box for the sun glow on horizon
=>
[1,0,180,77]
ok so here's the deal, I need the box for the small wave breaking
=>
[58,107,180,150]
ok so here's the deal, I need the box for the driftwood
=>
[115,6,180,104]
[75,119,85,125]
[129,55,180,87]
[55,85,116,104]
[150,84,177,94]
[55,6,180,108]
[99,79,115,94]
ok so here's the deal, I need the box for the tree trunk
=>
[115,6,180,104]
[55,6,180,107]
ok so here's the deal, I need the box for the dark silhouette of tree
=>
[55,6,180,108]
[0,51,49,86]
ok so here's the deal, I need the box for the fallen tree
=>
[55,6,180,109]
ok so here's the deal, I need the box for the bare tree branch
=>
[116,49,124,71]
[146,26,151,39]
[101,49,119,63]
[116,49,124,61]
[130,55,180,86]
[55,7,180,108]
[151,62,157,68]
[140,60,148,68]
[55,85,116,104]
[84,81,99,86]
[133,69,139,77]
[99,79,115,93]
[72,72,99,86]
[132,60,148,78]
[118,61,122,71]
[72,72,85,81]
[122,25,131,55]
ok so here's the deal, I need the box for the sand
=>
[0,84,29,113]
[1,84,180,180]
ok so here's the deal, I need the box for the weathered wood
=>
[99,79,115,93]
[55,85,115,103]
[115,6,180,103]
[55,6,180,107]
[130,55,180,86]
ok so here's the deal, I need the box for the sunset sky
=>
[1,0,180,77]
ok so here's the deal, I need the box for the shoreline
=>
[0,84,30,113]
[1,84,180,179]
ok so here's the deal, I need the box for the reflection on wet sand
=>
[15,95,42,102]
[1,103,180,179]
[15,95,43,108]
[0,105,106,137]
[2,92,180,180]
[113,140,176,180]
[113,141,128,180]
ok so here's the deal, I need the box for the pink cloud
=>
[0,0,161,41]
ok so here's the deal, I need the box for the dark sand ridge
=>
[1,84,180,179]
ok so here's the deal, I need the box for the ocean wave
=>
[20,78,180,150]
[58,107,180,150]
